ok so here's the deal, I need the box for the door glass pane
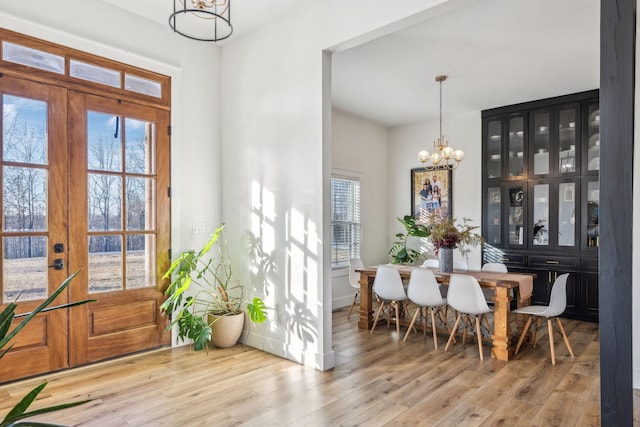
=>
[70,60,120,88]
[88,174,122,231]
[2,41,65,74]
[87,111,122,172]
[3,95,47,164]
[486,120,501,179]
[126,177,155,231]
[532,184,549,246]
[587,181,599,247]
[124,74,162,99]
[558,107,577,173]
[532,111,550,175]
[126,234,156,289]
[487,187,501,245]
[587,105,600,171]
[508,186,524,245]
[558,182,576,246]
[125,118,155,174]
[88,235,123,293]
[3,236,47,302]
[3,167,47,231]
[507,117,524,177]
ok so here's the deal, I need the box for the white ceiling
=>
[100,0,600,128]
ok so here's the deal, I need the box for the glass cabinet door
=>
[531,110,550,175]
[557,181,577,247]
[507,185,525,246]
[532,183,549,246]
[558,105,578,174]
[585,179,599,248]
[486,119,502,179]
[486,187,501,245]
[507,116,524,178]
[585,102,600,173]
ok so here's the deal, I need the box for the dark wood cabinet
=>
[482,90,599,322]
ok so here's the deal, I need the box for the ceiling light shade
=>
[417,75,464,170]
[169,0,233,42]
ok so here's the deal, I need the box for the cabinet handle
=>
[500,258,510,262]
[546,260,560,264]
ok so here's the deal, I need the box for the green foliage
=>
[161,223,268,351]
[429,217,484,260]
[388,215,431,264]
[0,271,94,427]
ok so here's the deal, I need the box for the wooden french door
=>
[0,75,170,383]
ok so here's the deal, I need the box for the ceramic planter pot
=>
[208,311,245,348]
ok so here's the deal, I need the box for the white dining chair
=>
[445,274,492,360]
[453,259,469,271]
[347,258,365,320]
[513,273,575,365]
[422,259,439,269]
[481,262,508,273]
[371,266,408,337]
[403,268,451,349]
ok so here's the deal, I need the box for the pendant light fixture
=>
[417,75,464,170]
[169,0,233,42]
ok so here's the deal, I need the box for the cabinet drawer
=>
[581,257,599,273]
[483,253,527,268]
[529,255,580,270]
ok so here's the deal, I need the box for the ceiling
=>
[100,0,600,128]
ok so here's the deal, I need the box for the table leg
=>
[491,286,513,361]
[357,272,374,330]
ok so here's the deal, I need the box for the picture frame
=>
[411,167,453,224]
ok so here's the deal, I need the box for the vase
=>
[439,247,453,273]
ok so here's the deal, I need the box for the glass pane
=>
[3,95,48,164]
[532,111,550,175]
[487,187,501,245]
[125,118,155,174]
[88,174,122,231]
[124,74,162,98]
[87,111,122,172]
[88,235,122,293]
[587,181,599,247]
[70,60,121,88]
[126,234,156,289]
[508,186,524,245]
[532,184,549,246]
[2,41,64,74]
[558,182,576,246]
[486,120,501,179]
[3,236,47,302]
[558,107,577,173]
[3,167,47,232]
[507,117,524,177]
[587,104,600,171]
[126,177,155,230]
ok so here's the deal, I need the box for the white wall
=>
[331,109,389,310]
[388,111,483,269]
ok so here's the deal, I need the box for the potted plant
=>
[429,217,483,272]
[388,215,431,264]
[160,224,267,351]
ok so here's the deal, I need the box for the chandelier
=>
[169,0,233,42]
[417,75,464,170]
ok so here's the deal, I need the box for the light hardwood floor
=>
[0,308,638,426]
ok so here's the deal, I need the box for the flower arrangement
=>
[428,217,484,259]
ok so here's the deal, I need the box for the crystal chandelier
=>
[169,0,233,42]
[417,76,464,170]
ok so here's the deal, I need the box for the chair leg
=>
[371,301,386,334]
[532,317,540,348]
[430,307,438,349]
[437,307,455,343]
[462,315,469,345]
[515,315,533,354]
[547,319,556,365]
[346,290,359,320]
[475,315,484,361]
[481,315,492,337]
[403,307,421,342]
[394,302,401,337]
[445,315,462,351]
[556,318,575,358]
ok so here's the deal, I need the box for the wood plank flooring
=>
[0,308,638,426]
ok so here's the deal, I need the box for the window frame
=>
[330,171,361,270]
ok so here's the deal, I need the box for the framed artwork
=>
[411,167,452,224]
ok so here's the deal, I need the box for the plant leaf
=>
[247,297,267,324]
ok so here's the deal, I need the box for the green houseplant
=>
[160,224,267,351]
[388,215,431,264]
[1,271,94,427]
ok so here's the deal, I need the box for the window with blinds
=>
[331,176,360,268]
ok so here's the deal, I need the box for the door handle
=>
[48,259,64,270]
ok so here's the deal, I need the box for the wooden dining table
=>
[356,265,535,361]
